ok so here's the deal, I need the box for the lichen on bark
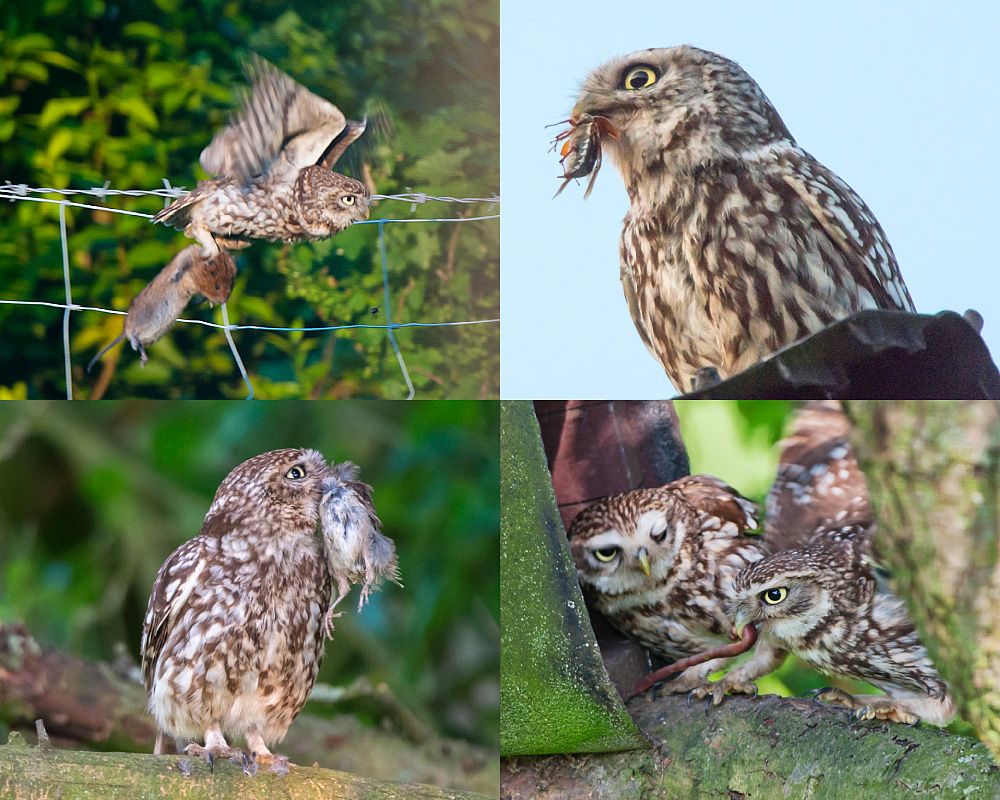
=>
[499,401,646,756]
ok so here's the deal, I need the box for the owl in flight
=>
[559,46,915,392]
[154,56,371,257]
[90,58,372,370]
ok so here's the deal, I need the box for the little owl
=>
[566,474,766,694]
[722,401,954,726]
[140,448,397,769]
[154,56,371,258]
[562,46,914,392]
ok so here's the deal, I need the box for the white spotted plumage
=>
[140,448,397,764]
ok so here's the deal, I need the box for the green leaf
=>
[38,97,90,129]
[115,97,158,129]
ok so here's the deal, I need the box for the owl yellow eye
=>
[342,195,356,205]
[594,547,620,562]
[286,466,306,480]
[622,66,658,91]
[761,587,788,605]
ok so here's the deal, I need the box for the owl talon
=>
[687,689,698,709]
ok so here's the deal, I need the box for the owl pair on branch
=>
[556,46,983,393]
[567,402,955,727]
[140,449,400,772]
[90,58,373,371]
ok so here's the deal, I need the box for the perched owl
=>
[719,402,955,725]
[562,46,915,392]
[154,57,371,257]
[727,526,955,726]
[567,475,766,694]
[140,448,396,768]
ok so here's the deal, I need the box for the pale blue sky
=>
[500,1,1000,398]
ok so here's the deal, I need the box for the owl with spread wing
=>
[90,58,372,370]
[723,402,955,726]
[154,56,371,257]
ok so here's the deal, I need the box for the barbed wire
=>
[2,181,501,207]
[0,184,500,400]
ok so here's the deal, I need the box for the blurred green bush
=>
[0,400,500,747]
[0,0,499,398]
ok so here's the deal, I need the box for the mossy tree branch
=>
[0,728,493,800]
[0,622,498,795]
[503,694,1000,799]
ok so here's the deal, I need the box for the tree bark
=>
[503,693,1000,799]
[0,623,498,795]
[845,400,1000,759]
[0,727,492,800]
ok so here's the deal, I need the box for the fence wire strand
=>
[1,185,499,399]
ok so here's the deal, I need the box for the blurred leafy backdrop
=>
[0,400,500,748]
[0,0,499,399]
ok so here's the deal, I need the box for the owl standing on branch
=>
[140,449,399,770]
[567,402,954,726]
[724,401,954,726]
[559,46,915,392]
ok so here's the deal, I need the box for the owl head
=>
[295,166,371,234]
[570,46,794,184]
[204,448,330,533]
[727,532,869,646]
[567,488,693,598]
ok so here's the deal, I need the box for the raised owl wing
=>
[140,537,207,693]
[764,401,874,554]
[672,474,759,535]
[772,148,915,312]
[200,56,361,186]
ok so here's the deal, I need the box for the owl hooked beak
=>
[637,547,650,577]
[731,609,748,640]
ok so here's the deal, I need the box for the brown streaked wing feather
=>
[765,401,874,553]
[199,56,348,186]
[151,179,226,229]
[139,537,205,693]
[774,151,914,312]
[672,474,759,532]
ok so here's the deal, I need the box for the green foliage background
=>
[0,400,500,749]
[0,0,499,399]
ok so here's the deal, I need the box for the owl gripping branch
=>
[567,402,956,728]
[140,449,399,774]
